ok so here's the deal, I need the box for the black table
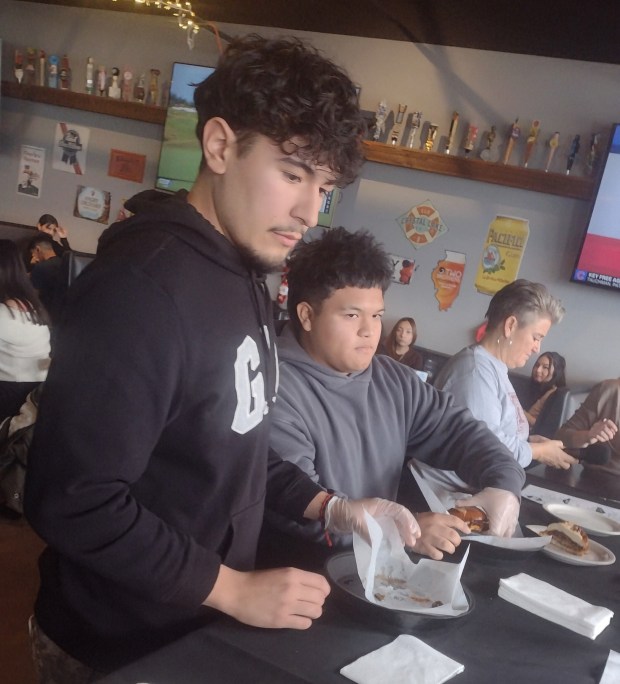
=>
[528,462,620,505]
[101,478,620,684]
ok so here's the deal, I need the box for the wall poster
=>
[17,145,45,198]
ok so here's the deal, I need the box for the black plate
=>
[325,552,474,631]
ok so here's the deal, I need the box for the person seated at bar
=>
[28,235,66,329]
[377,316,423,370]
[518,351,567,427]
[261,227,524,567]
[0,240,50,422]
[556,379,620,474]
[434,280,577,471]
[36,213,72,257]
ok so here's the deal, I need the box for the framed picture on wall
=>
[317,188,340,228]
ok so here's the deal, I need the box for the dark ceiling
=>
[26,0,620,65]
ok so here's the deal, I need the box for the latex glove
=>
[455,487,520,537]
[324,496,420,548]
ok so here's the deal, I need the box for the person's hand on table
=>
[410,511,469,560]
[585,418,618,446]
[204,565,330,630]
[324,496,421,548]
[455,487,520,537]
[529,435,578,469]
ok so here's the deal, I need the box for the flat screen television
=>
[155,62,216,193]
[571,124,620,291]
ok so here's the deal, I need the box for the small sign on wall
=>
[389,253,416,285]
[108,149,146,183]
[396,200,447,248]
[73,185,111,224]
[17,145,45,198]
[53,122,90,175]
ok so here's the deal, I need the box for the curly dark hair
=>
[0,240,48,325]
[194,35,366,186]
[286,227,392,334]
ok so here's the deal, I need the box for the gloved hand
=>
[324,496,421,548]
[454,487,519,537]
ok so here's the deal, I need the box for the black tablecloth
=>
[101,485,620,684]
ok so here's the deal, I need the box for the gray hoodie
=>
[266,327,525,544]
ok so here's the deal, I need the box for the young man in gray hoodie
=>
[262,227,525,566]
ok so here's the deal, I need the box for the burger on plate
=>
[448,506,489,533]
[540,521,589,556]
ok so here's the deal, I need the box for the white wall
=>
[1,0,619,384]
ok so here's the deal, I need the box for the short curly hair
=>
[194,34,365,186]
[286,227,392,335]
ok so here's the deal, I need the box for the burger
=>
[541,521,590,556]
[448,506,489,533]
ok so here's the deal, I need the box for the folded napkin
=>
[498,573,613,639]
[340,634,464,684]
[600,649,620,684]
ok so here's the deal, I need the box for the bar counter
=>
[101,469,620,684]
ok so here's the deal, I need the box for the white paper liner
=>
[352,511,470,616]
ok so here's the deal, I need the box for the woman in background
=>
[434,280,576,470]
[0,240,50,421]
[378,316,423,370]
[521,351,567,427]
[36,213,71,256]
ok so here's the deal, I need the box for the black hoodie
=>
[25,190,321,671]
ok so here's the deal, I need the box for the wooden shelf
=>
[0,81,596,201]
[1,80,166,125]
[362,140,595,201]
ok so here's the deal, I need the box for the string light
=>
[111,0,224,52]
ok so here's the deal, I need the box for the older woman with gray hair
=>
[435,279,577,470]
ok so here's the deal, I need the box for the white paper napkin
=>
[340,634,464,684]
[498,573,613,639]
[600,649,620,684]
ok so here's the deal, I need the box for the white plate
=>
[526,525,616,566]
[543,503,620,536]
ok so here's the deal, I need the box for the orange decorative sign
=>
[108,149,146,183]
[432,250,466,311]
[396,200,447,248]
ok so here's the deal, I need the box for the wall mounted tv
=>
[571,124,620,292]
[155,62,215,193]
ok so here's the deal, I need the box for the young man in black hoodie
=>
[24,35,420,680]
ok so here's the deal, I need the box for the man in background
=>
[25,35,418,682]
[28,234,65,328]
[556,379,620,474]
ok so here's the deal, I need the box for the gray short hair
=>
[485,279,565,330]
